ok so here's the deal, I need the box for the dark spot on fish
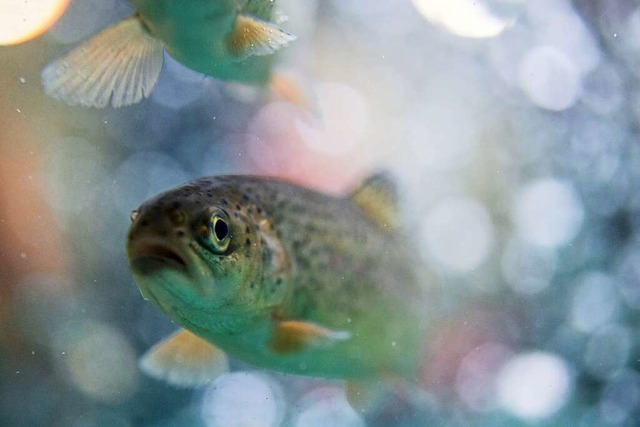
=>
[275,278,282,285]
[294,205,308,214]
[235,204,241,210]
[245,225,250,233]
[233,212,239,219]
[172,201,181,209]
[176,230,185,238]
[242,194,249,201]
[297,257,310,269]
[257,207,263,215]
[245,238,251,246]
[221,199,228,206]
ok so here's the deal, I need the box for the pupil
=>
[214,219,229,241]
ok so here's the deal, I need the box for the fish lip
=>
[128,243,189,274]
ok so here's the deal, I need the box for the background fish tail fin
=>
[226,14,296,58]
[41,16,164,108]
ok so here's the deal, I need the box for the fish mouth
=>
[129,244,189,275]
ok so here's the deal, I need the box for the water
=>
[1,0,640,425]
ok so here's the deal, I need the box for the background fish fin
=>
[349,172,400,231]
[268,72,309,107]
[270,320,350,354]
[226,14,296,58]
[41,16,164,108]
[241,0,275,20]
[139,329,228,387]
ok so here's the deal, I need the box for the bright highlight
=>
[412,0,510,38]
[0,0,70,45]
[497,352,572,420]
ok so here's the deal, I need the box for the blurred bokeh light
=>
[0,0,70,45]
[496,352,572,420]
[412,0,523,38]
[201,372,284,427]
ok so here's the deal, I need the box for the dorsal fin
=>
[349,172,400,231]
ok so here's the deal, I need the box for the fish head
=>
[126,178,283,330]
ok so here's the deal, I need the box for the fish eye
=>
[213,217,229,241]
[206,213,231,253]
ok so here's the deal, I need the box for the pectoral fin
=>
[226,14,296,58]
[41,16,164,108]
[140,329,228,387]
[270,320,350,354]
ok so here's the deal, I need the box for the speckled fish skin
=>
[132,0,277,83]
[127,175,431,380]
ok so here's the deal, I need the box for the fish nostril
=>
[169,210,186,226]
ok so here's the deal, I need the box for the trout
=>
[42,0,295,108]
[126,174,434,403]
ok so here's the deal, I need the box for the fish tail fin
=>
[226,14,296,58]
[41,16,164,108]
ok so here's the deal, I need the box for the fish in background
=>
[126,173,438,409]
[41,0,296,108]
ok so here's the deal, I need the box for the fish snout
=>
[126,206,192,268]
[127,205,189,242]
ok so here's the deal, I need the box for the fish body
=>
[127,175,433,383]
[42,0,295,108]
[133,0,276,82]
